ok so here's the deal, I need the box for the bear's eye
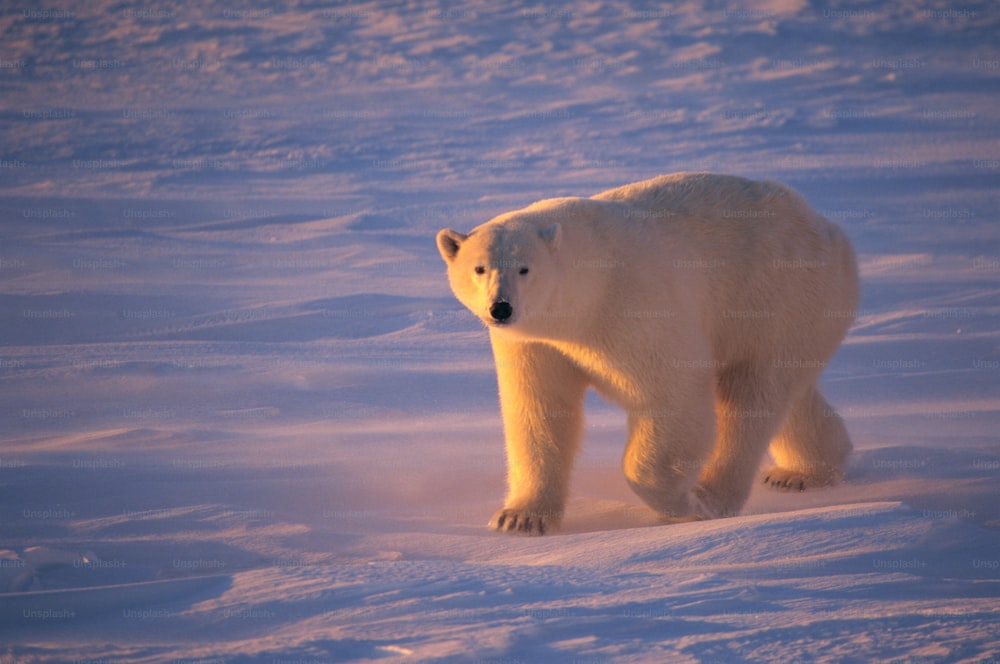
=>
[474,265,486,275]
[519,267,529,275]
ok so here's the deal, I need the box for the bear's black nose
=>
[490,301,513,322]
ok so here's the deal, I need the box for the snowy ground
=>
[1,0,999,661]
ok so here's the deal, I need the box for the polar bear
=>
[436,173,858,535]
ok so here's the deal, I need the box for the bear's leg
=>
[488,335,588,535]
[621,377,717,520]
[764,385,851,490]
[694,364,790,518]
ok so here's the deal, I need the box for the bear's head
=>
[437,219,561,331]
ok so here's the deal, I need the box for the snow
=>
[1,0,998,661]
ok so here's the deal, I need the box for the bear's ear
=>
[436,228,467,263]
[539,223,561,250]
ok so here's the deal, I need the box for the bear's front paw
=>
[489,508,558,536]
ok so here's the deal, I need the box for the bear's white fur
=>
[437,173,859,535]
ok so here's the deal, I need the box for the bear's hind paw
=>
[763,472,806,491]
[763,466,840,492]
[489,508,557,536]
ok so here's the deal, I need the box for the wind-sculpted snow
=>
[1,0,998,661]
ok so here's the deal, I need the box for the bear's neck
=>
[517,263,607,344]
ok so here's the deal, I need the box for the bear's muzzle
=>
[489,300,513,323]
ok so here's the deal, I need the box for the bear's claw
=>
[490,508,551,535]
[763,471,806,492]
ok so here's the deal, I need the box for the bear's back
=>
[591,172,791,219]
